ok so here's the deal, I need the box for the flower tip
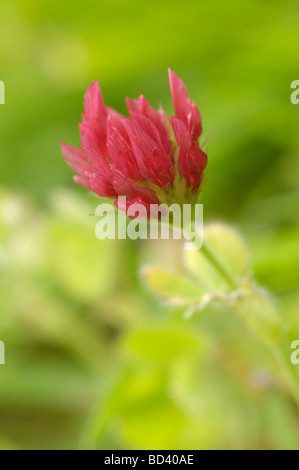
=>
[88,79,99,89]
[84,80,99,101]
[168,68,178,83]
[125,96,133,109]
[60,142,70,156]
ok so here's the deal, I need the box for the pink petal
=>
[84,80,107,127]
[61,143,95,174]
[74,172,115,198]
[127,95,170,137]
[121,118,174,188]
[73,174,89,188]
[128,111,164,150]
[125,97,139,114]
[168,69,202,140]
[106,107,124,125]
[86,172,116,198]
[169,116,192,153]
[106,116,141,180]
[186,142,207,188]
[115,197,146,217]
[169,116,207,189]
[112,167,159,217]
[82,81,112,155]
[126,95,172,155]
[79,124,110,176]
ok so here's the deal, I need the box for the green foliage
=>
[142,267,206,306]
[143,223,282,345]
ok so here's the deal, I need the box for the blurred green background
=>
[1,0,299,449]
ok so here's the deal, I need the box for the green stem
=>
[200,242,238,290]
[173,216,238,290]
[175,217,299,406]
[233,287,299,408]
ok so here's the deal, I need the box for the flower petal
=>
[168,69,202,140]
[126,95,172,153]
[121,118,174,187]
[169,116,207,189]
[61,143,95,175]
[112,167,158,201]
[85,172,116,198]
[128,109,173,159]
[83,80,107,127]
[106,116,141,180]
[79,123,110,176]
[74,172,115,198]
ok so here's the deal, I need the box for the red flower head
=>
[61,70,207,214]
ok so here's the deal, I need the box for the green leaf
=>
[234,288,282,345]
[45,218,118,302]
[142,266,205,306]
[184,223,251,292]
[125,326,206,362]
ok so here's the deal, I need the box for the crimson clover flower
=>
[61,70,207,214]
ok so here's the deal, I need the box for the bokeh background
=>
[1,0,299,449]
